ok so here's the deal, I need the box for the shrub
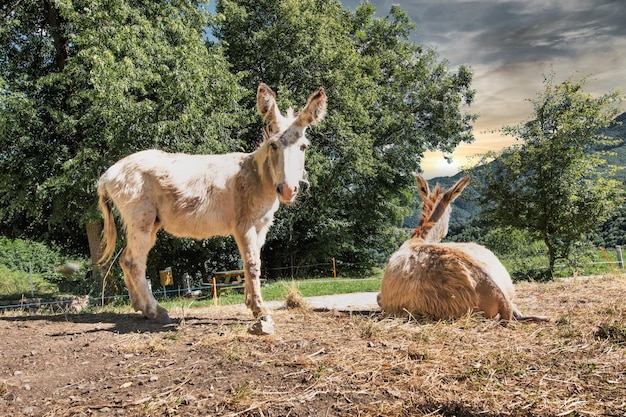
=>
[0,264,57,298]
[0,237,64,282]
[509,264,553,282]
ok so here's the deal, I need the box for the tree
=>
[477,74,624,278]
[0,0,247,288]
[213,0,476,276]
[1,0,477,286]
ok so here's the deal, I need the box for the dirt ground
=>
[1,275,625,417]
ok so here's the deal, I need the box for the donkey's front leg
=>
[235,229,274,335]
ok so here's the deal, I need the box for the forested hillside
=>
[602,112,626,180]
[418,112,626,246]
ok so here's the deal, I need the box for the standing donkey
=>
[98,83,327,335]
[378,175,548,323]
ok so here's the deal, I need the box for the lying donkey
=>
[378,175,548,323]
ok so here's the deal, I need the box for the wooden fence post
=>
[212,276,218,305]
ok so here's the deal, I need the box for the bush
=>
[0,236,64,282]
[509,264,553,282]
[0,264,57,298]
[0,236,93,295]
[481,227,529,256]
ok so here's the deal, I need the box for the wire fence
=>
[0,276,382,313]
[1,246,625,313]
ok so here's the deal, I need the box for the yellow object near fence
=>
[159,267,173,286]
[202,270,267,297]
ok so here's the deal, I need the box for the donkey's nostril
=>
[276,183,298,202]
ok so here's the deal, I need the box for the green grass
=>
[266,277,381,298]
[501,247,624,281]
[159,277,382,310]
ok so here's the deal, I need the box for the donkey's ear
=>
[415,175,430,201]
[296,87,327,128]
[256,83,283,131]
[445,175,470,203]
[428,175,470,227]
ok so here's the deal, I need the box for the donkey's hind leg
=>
[120,222,170,324]
[474,276,514,321]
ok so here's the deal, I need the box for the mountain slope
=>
[410,111,626,229]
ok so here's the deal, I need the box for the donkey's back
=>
[378,175,548,323]
[379,240,516,320]
[98,149,249,240]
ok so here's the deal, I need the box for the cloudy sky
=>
[340,0,626,178]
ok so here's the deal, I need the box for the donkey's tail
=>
[97,184,117,266]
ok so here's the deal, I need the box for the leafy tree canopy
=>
[1,0,246,245]
[213,0,476,275]
[1,0,477,281]
[476,73,624,277]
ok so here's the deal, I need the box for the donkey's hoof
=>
[248,315,274,335]
[156,307,172,325]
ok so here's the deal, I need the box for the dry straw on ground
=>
[282,283,310,311]
[1,274,625,416]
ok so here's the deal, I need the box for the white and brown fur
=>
[377,175,548,323]
[98,83,327,332]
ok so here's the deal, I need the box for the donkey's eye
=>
[270,142,278,151]
[300,143,309,151]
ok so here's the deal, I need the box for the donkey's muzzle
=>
[277,183,299,203]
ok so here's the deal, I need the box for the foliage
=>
[0,236,65,283]
[0,0,247,257]
[476,74,624,278]
[4,0,626,287]
[0,235,67,297]
[213,0,476,275]
[481,227,532,257]
[0,0,477,283]
[0,264,58,299]
[590,205,626,247]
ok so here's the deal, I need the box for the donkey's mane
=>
[410,184,442,240]
[261,126,271,143]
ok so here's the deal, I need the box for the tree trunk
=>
[86,221,104,269]
[86,221,118,303]
[543,232,556,280]
[43,0,69,71]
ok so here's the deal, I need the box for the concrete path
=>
[266,291,380,311]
